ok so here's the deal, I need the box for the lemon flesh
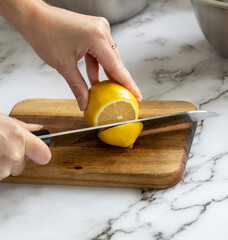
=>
[84,80,139,127]
[83,80,141,148]
[98,122,143,148]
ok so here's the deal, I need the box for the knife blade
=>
[32,110,219,146]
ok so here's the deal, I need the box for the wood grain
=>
[3,99,197,188]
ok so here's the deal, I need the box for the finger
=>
[103,33,142,101]
[61,60,89,111]
[24,129,51,165]
[0,164,11,180]
[105,32,121,59]
[85,53,100,86]
[95,42,142,100]
[112,47,121,61]
[10,160,25,176]
[13,118,43,131]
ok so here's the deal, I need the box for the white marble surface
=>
[1,0,228,239]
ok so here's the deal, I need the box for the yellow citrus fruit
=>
[98,122,143,147]
[83,80,139,127]
[83,80,142,147]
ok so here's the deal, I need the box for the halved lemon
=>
[83,80,142,147]
[83,80,139,127]
[98,122,143,148]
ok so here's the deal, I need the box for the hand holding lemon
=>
[83,80,143,147]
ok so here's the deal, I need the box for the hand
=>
[27,3,142,110]
[0,0,142,111]
[0,113,51,180]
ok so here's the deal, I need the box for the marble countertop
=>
[1,0,228,239]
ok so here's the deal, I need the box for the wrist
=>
[0,0,48,38]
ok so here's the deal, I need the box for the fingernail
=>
[40,125,44,129]
[77,96,87,111]
[136,86,142,99]
[136,97,141,103]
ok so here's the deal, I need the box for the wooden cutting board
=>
[3,99,197,188]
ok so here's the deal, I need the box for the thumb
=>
[13,118,43,132]
[24,129,51,165]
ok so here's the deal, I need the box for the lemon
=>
[83,80,142,147]
[98,122,143,147]
[84,80,139,127]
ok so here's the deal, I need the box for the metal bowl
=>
[45,0,150,24]
[191,0,228,57]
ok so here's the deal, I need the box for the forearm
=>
[0,0,47,38]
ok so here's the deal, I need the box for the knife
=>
[32,110,219,146]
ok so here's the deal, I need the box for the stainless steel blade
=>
[38,110,219,140]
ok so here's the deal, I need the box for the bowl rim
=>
[197,0,228,8]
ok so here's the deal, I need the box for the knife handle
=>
[31,129,51,146]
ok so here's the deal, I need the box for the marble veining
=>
[1,0,228,239]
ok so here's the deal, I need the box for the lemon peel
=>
[83,80,142,148]
[84,80,139,127]
[98,122,143,147]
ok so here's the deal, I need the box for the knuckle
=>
[2,123,25,163]
[98,17,110,30]
[109,58,122,73]
[9,150,24,164]
[12,123,24,140]
[94,17,110,38]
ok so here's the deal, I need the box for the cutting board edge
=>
[3,151,188,189]
[3,168,185,189]
[9,98,197,116]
